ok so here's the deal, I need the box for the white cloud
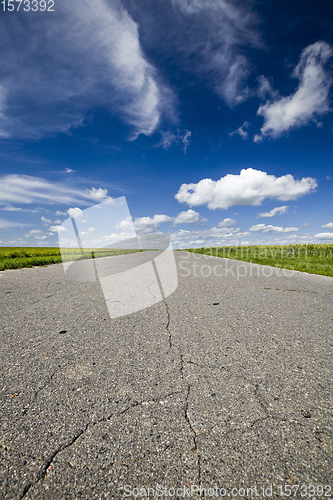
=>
[79,227,96,236]
[315,232,333,240]
[229,121,250,140]
[321,222,333,229]
[25,229,43,237]
[170,0,260,106]
[134,214,173,233]
[87,187,110,202]
[54,219,62,224]
[170,223,244,249]
[67,207,83,219]
[35,235,47,240]
[0,174,112,206]
[0,0,175,139]
[303,222,310,227]
[256,76,278,100]
[49,225,68,233]
[175,168,317,210]
[255,42,333,141]
[155,129,192,152]
[1,205,22,212]
[0,219,28,229]
[182,130,191,153]
[174,209,204,224]
[56,210,67,215]
[257,205,289,218]
[217,218,236,228]
[64,168,76,173]
[249,224,299,233]
[41,216,52,225]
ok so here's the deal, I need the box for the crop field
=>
[184,243,333,277]
[0,247,141,271]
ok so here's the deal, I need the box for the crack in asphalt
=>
[162,297,202,486]
[18,388,185,498]
[184,384,202,487]
[21,371,57,417]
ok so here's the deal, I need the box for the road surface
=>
[0,251,332,499]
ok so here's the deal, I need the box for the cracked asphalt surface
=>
[0,251,332,499]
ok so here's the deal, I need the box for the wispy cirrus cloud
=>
[175,168,317,210]
[229,121,250,139]
[0,219,29,229]
[254,42,333,142]
[0,0,176,139]
[154,129,191,152]
[0,174,111,206]
[170,0,260,106]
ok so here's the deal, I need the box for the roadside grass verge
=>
[0,247,141,271]
[183,244,333,277]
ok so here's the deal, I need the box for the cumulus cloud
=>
[249,224,298,233]
[67,207,83,219]
[175,168,317,210]
[0,0,175,139]
[170,223,244,248]
[87,188,110,202]
[35,235,47,240]
[255,42,333,141]
[303,222,310,227]
[49,225,68,233]
[25,229,43,236]
[257,205,289,218]
[229,121,250,139]
[321,222,333,229]
[217,218,236,228]
[134,214,173,233]
[79,227,96,236]
[315,232,333,240]
[174,209,204,224]
[41,217,52,225]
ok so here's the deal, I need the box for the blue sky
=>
[0,0,332,248]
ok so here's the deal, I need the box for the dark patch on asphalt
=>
[59,330,67,334]
[301,410,312,418]
[212,302,219,305]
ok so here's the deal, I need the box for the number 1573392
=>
[1,0,54,11]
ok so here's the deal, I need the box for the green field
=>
[0,247,141,271]
[183,244,333,277]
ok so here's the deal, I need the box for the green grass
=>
[182,244,333,277]
[0,247,142,271]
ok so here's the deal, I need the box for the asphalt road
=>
[0,251,332,499]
